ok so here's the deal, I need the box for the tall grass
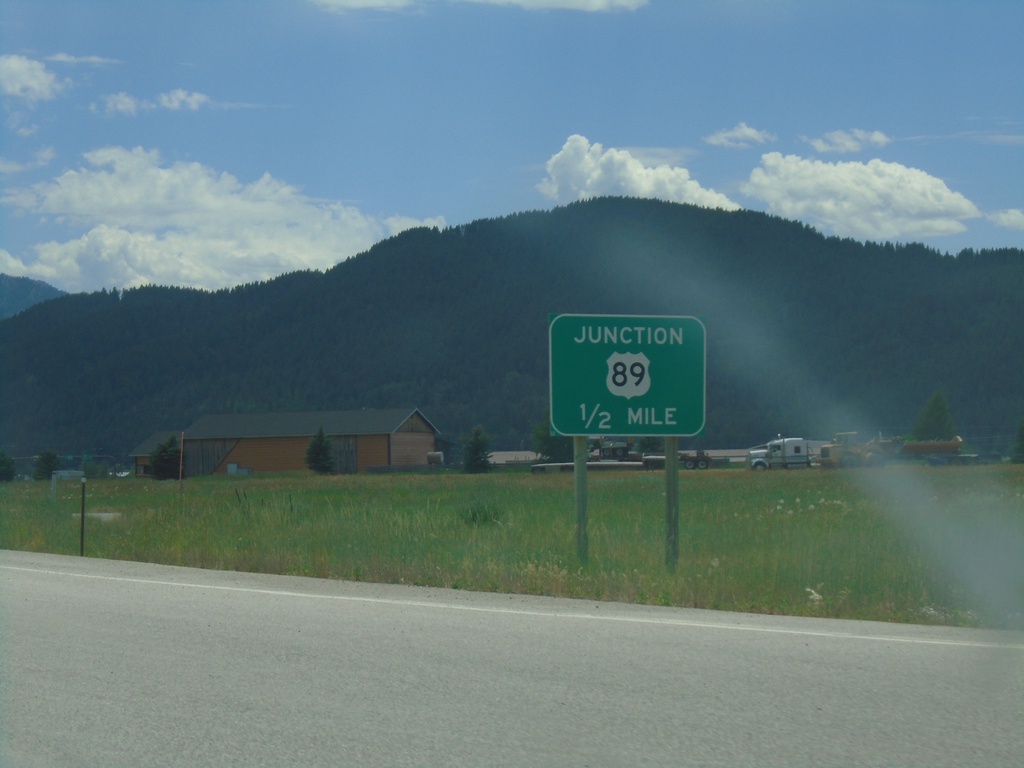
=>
[2,466,1022,627]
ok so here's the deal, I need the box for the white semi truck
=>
[748,436,811,470]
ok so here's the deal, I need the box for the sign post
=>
[549,314,706,568]
[664,436,679,571]
[80,477,86,557]
[573,435,588,565]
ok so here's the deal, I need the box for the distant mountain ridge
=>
[1,197,1022,460]
[0,274,66,319]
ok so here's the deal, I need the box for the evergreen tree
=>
[531,412,573,463]
[1012,417,1024,464]
[305,426,334,474]
[150,435,182,480]
[463,425,493,474]
[0,449,15,481]
[911,392,957,441]
[32,450,60,480]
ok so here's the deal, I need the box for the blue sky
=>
[1,0,1022,293]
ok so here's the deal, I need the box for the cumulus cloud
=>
[159,89,211,110]
[0,54,63,103]
[742,152,981,239]
[99,91,152,116]
[0,146,445,292]
[538,134,739,211]
[804,129,892,153]
[311,0,645,12]
[703,122,775,149]
[988,209,1024,230]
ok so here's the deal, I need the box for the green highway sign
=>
[549,314,706,437]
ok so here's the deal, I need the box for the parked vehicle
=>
[641,449,718,470]
[818,432,996,467]
[748,437,811,470]
[818,432,875,468]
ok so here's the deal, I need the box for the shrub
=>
[305,426,334,474]
[0,450,14,482]
[150,436,182,480]
[463,425,492,474]
[1013,417,1024,464]
[32,450,60,481]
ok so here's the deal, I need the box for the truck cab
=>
[748,437,810,470]
[818,432,863,468]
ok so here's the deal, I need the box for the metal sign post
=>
[664,436,679,571]
[549,314,706,569]
[80,477,86,557]
[573,435,589,565]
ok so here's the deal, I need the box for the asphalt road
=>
[1,550,1021,767]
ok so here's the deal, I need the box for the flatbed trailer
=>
[641,451,727,470]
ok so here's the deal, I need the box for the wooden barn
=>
[132,408,440,477]
[129,430,180,477]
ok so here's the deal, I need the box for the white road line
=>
[4,562,1022,650]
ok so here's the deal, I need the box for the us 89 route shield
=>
[549,314,706,437]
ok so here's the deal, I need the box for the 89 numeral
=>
[610,360,646,389]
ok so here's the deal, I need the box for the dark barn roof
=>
[182,408,438,440]
[129,430,181,458]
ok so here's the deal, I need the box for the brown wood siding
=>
[396,412,433,433]
[390,432,435,466]
[329,436,358,474]
[216,436,309,474]
[185,438,238,476]
[356,434,389,472]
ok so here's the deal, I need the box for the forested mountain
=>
[1,197,1022,462]
[0,275,65,320]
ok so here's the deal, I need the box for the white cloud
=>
[0,247,32,279]
[1,146,445,292]
[703,122,775,149]
[96,89,214,115]
[742,152,981,239]
[0,146,55,175]
[988,209,1024,230]
[98,91,153,116]
[0,54,63,103]
[620,146,693,167]
[974,133,1024,146]
[159,89,211,111]
[804,129,892,153]
[46,53,120,66]
[538,134,739,211]
[311,0,645,11]
[5,112,39,138]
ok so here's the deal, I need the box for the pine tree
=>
[911,392,957,441]
[32,450,61,480]
[1012,417,1024,464]
[150,435,182,480]
[463,425,493,474]
[0,449,15,481]
[531,412,572,463]
[305,426,334,474]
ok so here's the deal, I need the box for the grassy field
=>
[3,465,1023,628]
